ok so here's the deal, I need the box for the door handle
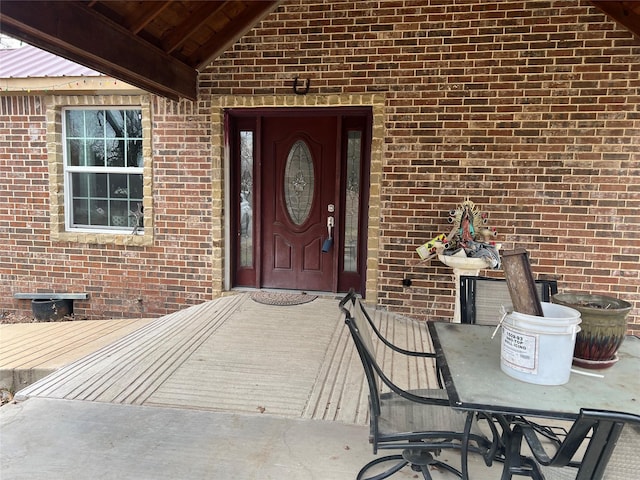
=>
[323,216,334,253]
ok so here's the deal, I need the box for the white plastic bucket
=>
[500,302,581,385]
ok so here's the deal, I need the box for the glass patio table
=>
[427,322,640,479]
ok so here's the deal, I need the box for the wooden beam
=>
[0,1,197,101]
[591,1,640,40]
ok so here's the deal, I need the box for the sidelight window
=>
[239,131,254,267]
[343,131,362,272]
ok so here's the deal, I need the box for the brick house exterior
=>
[1,0,638,332]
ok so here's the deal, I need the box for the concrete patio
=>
[0,293,501,479]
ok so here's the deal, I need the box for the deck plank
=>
[0,319,153,391]
[15,296,244,401]
[146,296,340,415]
[15,294,440,427]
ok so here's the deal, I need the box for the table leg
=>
[497,417,544,480]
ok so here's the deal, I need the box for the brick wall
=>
[0,95,215,319]
[200,0,640,330]
[1,0,638,332]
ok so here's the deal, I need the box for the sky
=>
[0,34,24,49]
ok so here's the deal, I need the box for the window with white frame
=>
[63,107,144,233]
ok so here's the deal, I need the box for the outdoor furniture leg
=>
[356,455,407,480]
[496,417,543,480]
[356,448,466,480]
[505,428,543,479]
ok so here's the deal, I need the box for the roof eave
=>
[0,76,144,96]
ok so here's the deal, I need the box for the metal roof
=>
[0,44,102,79]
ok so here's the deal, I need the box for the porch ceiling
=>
[0,1,637,102]
[0,0,282,101]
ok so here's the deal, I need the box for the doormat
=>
[250,291,317,306]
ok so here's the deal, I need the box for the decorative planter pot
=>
[551,293,631,369]
[31,299,73,322]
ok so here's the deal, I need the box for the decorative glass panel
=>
[284,140,314,225]
[344,131,362,272]
[239,131,254,267]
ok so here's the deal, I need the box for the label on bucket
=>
[501,325,538,374]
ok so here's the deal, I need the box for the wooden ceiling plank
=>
[195,1,282,69]
[163,2,228,55]
[0,1,196,100]
[126,1,174,35]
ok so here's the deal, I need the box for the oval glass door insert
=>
[284,140,314,225]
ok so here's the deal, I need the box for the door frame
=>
[215,94,384,303]
[226,106,372,295]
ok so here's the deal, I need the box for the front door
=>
[261,116,336,290]
[229,108,370,294]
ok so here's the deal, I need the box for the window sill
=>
[53,230,153,246]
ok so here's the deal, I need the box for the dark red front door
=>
[261,116,337,291]
[229,108,370,295]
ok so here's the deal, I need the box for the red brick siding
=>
[0,96,215,319]
[1,0,638,333]
[200,0,639,330]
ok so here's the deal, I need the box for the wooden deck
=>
[12,293,440,425]
[0,318,153,392]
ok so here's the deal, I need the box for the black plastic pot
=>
[31,299,73,322]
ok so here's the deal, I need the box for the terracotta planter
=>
[552,293,631,369]
[31,299,73,322]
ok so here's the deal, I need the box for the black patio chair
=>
[510,409,640,480]
[339,289,499,480]
[459,276,558,325]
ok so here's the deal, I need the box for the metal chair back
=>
[338,290,446,428]
[602,418,640,480]
[338,289,498,480]
[459,276,558,325]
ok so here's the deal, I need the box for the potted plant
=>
[552,293,632,369]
